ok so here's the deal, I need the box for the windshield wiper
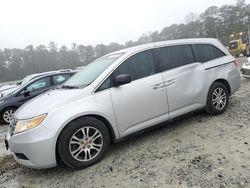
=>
[60,85,79,89]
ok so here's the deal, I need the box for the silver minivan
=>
[5,38,241,169]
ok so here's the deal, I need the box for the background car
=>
[0,71,76,124]
[241,57,250,78]
[0,69,73,98]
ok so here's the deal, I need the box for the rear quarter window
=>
[192,44,225,63]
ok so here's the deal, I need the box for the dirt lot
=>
[0,58,249,188]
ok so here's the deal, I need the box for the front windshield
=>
[20,75,35,86]
[63,53,124,88]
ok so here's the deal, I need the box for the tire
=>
[1,107,16,124]
[57,117,110,169]
[205,82,229,115]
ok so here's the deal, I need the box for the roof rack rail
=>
[58,69,72,72]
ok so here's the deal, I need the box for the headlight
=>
[14,114,47,134]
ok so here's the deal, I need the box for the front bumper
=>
[5,124,57,169]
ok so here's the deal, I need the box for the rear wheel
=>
[57,117,110,169]
[205,82,229,115]
[1,107,16,124]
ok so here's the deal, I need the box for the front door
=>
[110,50,169,137]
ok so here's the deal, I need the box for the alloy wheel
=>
[69,126,103,162]
[3,109,14,123]
[212,87,227,110]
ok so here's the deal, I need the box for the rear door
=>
[153,44,206,118]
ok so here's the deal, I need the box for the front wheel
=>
[1,107,16,124]
[57,117,110,169]
[205,82,229,115]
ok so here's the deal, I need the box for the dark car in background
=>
[0,71,76,124]
[0,69,73,98]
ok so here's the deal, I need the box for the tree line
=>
[0,0,249,82]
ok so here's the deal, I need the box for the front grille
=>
[229,42,238,50]
[9,118,17,136]
[241,68,250,75]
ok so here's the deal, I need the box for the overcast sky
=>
[0,0,249,49]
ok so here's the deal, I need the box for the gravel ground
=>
[0,58,249,188]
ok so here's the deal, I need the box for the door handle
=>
[152,79,176,89]
[166,79,176,86]
[152,82,165,90]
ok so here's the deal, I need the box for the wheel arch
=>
[213,78,231,95]
[55,114,117,164]
[1,105,18,113]
[0,106,18,120]
[83,114,117,142]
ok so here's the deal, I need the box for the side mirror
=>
[16,81,22,86]
[23,90,31,97]
[114,74,131,86]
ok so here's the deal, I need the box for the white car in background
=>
[241,57,250,78]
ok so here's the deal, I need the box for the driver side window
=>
[21,77,51,94]
[114,49,156,81]
[96,50,156,92]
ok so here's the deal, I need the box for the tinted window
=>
[53,74,71,85]
[192,44,225,63]
[114,50,156,81]
[22,77,51,94]
[153,45,195,71]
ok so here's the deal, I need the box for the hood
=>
[0,92,14,101]
[0,85,17,92]
[15,87,91,119]
[0,87,18,98]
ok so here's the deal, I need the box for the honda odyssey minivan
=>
[5,38,241,169]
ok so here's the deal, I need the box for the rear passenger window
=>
[20,77,51,95]
[53,74,71,85]
[192,44,225,63]
[153,45,195,71]
[114,50,156,81]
